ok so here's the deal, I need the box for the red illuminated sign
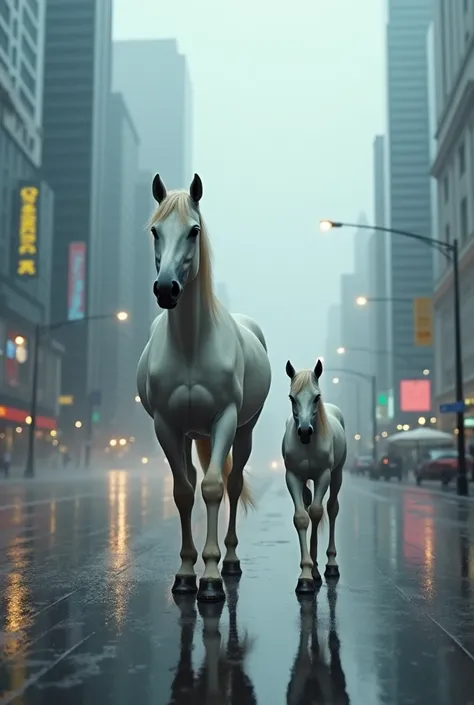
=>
[0,405,56,430]
[400,379,431,412]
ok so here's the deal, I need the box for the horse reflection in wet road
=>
[169,577,257,704]
[287,587,349,705]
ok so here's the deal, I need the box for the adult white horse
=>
[282,359,346,594]
[137,174,271,603]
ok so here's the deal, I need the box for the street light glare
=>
[423,368,430,376]
[15,335,26,345]
[332,377,340,384]
[135,395,140,403]
[75,420,82,428]
[319,219,334,233]
[336,346,346,355]
[356,296,368,307]
[116,311,129,321]
[354,433,361,441]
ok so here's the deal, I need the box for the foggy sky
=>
[113,0,386,447]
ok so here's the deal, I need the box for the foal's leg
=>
[325,463,343,580]
[199,405,238,602]
[154,415,198,594]
[222,410,261,577]
[286,471,315,594]
[309,468,331,586]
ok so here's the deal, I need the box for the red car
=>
[414,448,474,486]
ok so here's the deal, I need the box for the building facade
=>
[0,0,61,463]
[431,0,474,431]
[386,0,434,428]
[113,38,193,187]
[42,0,112,449]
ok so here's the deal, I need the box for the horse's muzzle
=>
[298,425,313,444]
[153,279,181,309]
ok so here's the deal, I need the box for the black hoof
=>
[172,575,198,595]
[197,578,226,603]
[324,564,340,580]
[221,560,242,577]
[312,571,323,587]
[295,578,316,595]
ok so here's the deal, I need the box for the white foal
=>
[137,174,271,603]
[282,358,347,594]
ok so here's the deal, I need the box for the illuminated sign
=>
[58,395,74,405]
[16,183,40,278]
[0,405,56,430]
[413,297,433,346]
[68,242,86,320]
[400,379,431,412]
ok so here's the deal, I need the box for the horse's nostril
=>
[170,280,180,299]
[308,425,314,435]
[297,427,302,436]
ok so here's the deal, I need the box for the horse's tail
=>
[194,438,255,512]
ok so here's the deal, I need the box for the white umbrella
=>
[387,427,454,445]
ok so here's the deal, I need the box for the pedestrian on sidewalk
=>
[1,449,12,477]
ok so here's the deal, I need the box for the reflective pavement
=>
[1,467,474,704]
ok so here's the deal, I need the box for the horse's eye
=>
[189,226,200,238]
[314,395,321,405]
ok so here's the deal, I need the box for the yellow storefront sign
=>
[413,297,433,347]
[58,395,74,406]
[17,185,39,277]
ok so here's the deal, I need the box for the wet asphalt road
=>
[1,467,474,704]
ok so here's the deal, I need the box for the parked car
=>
[351,455,374,476]
[414,448,474,486]
[371,454,403,481]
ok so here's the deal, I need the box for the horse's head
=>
[285,359,324,444]
[150,173,203,309]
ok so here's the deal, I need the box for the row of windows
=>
[0,0,9,24]
[443,197,470,245]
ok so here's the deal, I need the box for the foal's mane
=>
[291,369,329,436]
[149,190,218,316]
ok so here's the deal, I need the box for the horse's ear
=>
[189,173,203,203]
[286,360,296,379]
[152,174,167,203]
[314,359,323,380]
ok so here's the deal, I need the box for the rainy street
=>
[0,467,473,705]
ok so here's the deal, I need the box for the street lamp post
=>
[24,311,129,478]
[326,367,377,467]
[321,219,467,496]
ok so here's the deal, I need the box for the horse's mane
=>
[149,190,218,317]
[290,370,329,436]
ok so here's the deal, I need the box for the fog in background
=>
[114,0,386,458]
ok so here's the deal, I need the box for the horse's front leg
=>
[285,470,315,594]
[154,414,198,594]
[325,463,343,580]
[309,468,331,586]
[199,404,238,603]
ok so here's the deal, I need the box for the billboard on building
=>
[413,297,433,346]
[14,182,41,278]
[400,379,431,412]
[68,242,86,321]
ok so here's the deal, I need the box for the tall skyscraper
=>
[386,0,434,426]
[113,39,193,188]
[0,0,60,452]
[42,0,113,445]
[431,2,474,428]
[99,92,139,441]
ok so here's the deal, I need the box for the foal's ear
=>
[152,174,167,203]
[314,359,323,380]
[189,173,203,203]
[286,360,296,379]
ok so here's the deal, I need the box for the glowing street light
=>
[381,431,388,438]
[336,346,345,355]
[141,457,149,464]
[354,434,361,441]
[430,416,437,424]
[355,296,368,307]
[119,438,127,446]
[25,416,32,425]
[116,311,129,321]
[418,416,426,425]
[402,424,410,431]
[15,335,26,345]
[74,420,82,428]
[423,369,430,376]
[332,377,340,384]
[110,439,117,447]
[135,395,141,402]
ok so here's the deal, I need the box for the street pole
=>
[24,323,40,478]
[453,239,468,495]
[371,374,377,468]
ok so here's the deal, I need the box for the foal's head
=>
[285,359,327,444]
[150,173,210,310]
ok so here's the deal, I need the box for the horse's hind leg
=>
[324,463,343,580]
[222,410,261,577]
[154,415,198,594]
